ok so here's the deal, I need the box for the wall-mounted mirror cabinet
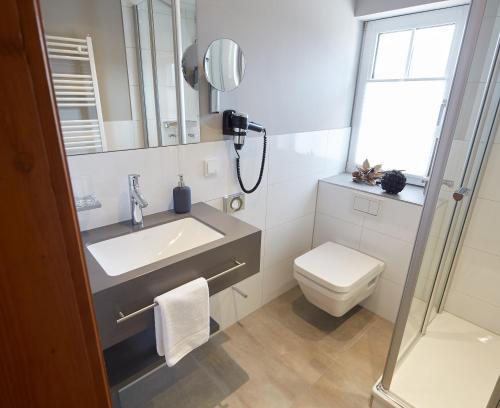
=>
[40,0,248,156]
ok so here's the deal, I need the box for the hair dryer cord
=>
[235,129,267,194]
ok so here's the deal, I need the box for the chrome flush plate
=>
[223,193,245,213]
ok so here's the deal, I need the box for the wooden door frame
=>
[1,0,111,406]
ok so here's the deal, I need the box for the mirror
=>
[182,42,198,90]
[39,0,200,155]
[204,39,246,92]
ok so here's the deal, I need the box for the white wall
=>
[355,0,470,19]
[68,128,350,329]
[313,182,422,322]
[197,0,362,141]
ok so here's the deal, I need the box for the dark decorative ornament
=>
[381,170,407,194]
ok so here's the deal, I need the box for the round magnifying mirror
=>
[182,42,199,90]
[204,39,246,92]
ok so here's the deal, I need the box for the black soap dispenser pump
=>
[173,174,191,214]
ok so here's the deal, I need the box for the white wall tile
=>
[209,287,237,331]
[479,143,500,201]
[316,183,364,226]
[262,257,298,304]
[232,272,264,320]
[445,290,500,335]
[323,128,351,176]
[362,277,404,322]
[210,273,264,331]
[70,146,179,230]
[464,198,500,257]
[264,214,315,268]
[232,186,268,231]
[360,228,413,286]
[226,135,269,194]
[450,246,500,308]
[177,141,232,204]
[266,173,319,229]
[313,213,362,250]
[268,130,330,184]
[363,196,421,243]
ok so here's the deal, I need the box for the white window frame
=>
[347,6,468,186]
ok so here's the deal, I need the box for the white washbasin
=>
[87,217,224,277]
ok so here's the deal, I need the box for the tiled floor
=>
[121,287,393,408]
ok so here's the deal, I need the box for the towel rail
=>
[116,260,246,324]
[46,34,106,153]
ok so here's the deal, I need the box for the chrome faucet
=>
[128,174,148,226]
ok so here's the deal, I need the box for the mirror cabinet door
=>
[40,0,200,156]
[179,0,201,144]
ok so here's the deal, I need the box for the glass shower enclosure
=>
[373,0,500,407]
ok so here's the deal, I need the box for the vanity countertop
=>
[82,202,261,294]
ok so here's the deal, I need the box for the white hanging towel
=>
[154,278,209,367]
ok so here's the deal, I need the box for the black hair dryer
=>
[223,110,265,150]
[222,110,266,194]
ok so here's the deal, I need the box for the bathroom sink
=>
[87,217,224,277]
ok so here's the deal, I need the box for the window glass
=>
[372,30,412,79]
[409,24,456,78]
[355,80,446,176]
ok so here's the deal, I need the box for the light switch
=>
[368,200,380,216]
[204,159,217,176]
[353,196,370,213]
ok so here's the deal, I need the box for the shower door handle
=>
[453,186,470,201]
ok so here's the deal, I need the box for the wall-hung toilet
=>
[294,242,384,317]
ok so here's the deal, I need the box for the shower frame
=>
[374,0,500,405]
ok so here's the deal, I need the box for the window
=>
[348,7,467,184]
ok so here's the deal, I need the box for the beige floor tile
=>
[134,288,394,408]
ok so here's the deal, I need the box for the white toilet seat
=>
[294,242,384,317]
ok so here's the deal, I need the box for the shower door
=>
[388,19,500,362]
[377,0,500,404]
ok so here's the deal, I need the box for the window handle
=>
[453,186,470,202]
[436,99,448,127]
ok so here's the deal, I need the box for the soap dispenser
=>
[173,174,191,213]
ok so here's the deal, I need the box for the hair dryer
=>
[222,110,266,194]
[223,110,265,150]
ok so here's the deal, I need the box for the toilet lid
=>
[294,242,384,293]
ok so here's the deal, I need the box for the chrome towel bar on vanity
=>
[116,260,247,324]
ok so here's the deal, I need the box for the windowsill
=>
[321,173,424,206]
